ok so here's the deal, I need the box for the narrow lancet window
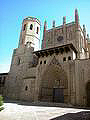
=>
[30,24,33,30]
[36,27,39,34]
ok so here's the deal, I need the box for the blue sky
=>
[0,0,90,73]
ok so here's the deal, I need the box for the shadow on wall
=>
[86,81,90,107]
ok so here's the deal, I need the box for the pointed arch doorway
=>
[39,63,68,103]
[53,87,64,103]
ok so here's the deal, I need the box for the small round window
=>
[68,56,71,60]
[63,57,66,62]
[40,61,42,64]
[44,60,46,64]
[25,86,28,91]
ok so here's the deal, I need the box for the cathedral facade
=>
[0,9,90,107]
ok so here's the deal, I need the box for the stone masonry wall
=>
[5,46,37,101]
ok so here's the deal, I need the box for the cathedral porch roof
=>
[33,43,77,57]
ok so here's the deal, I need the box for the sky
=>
[0,0,90,73]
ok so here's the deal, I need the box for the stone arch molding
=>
[49,56,60,66]
[39,56,68,102]
[41,56,67,88]
[40,56,63,76]
[40,56,65,77]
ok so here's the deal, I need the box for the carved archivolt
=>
[40,56,68,89]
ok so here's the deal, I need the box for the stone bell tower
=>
[18,17,40,51]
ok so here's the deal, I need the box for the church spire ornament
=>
[75,9,79,28]
[43,20,47,48]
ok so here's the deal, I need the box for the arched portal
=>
[39,64,68,103]
[86,82,90,107]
